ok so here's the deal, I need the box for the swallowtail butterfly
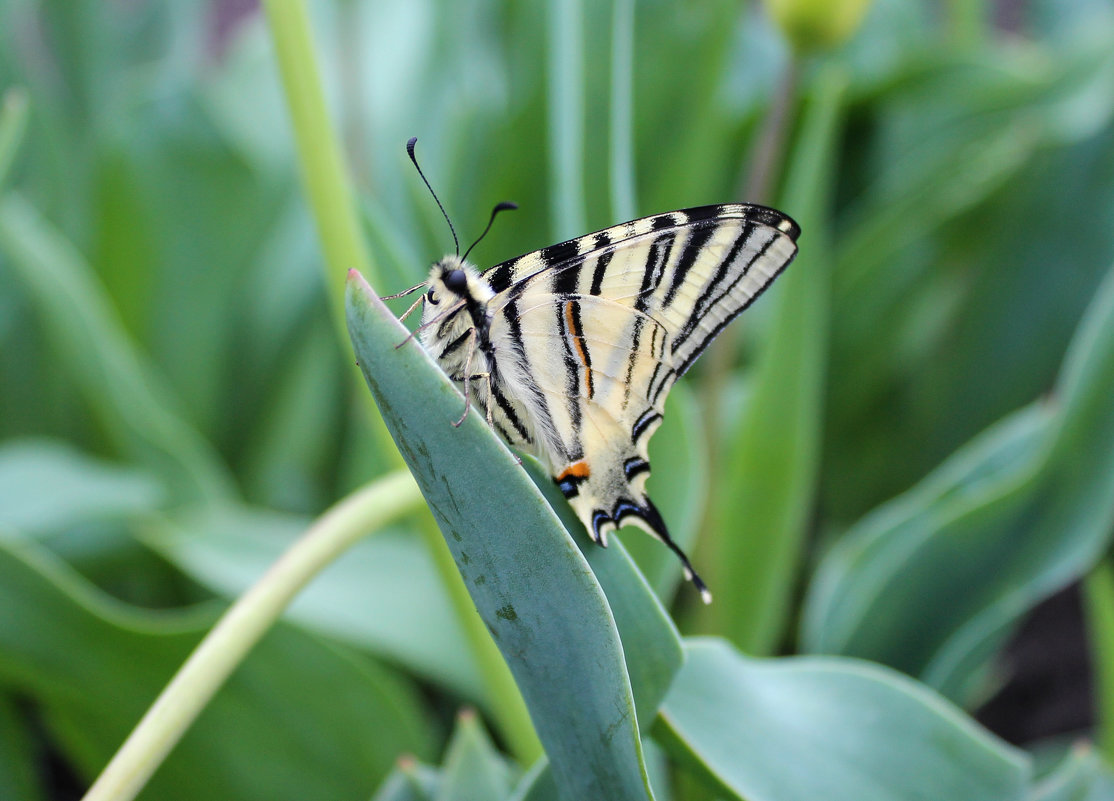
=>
[392,139,800,603]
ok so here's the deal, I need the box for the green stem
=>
[700,66,847,653]
[741,57,800,205]
[0,87,29,193]
[704,54,801,470]
[1084,558,1114,763]
[547,0,587,241]
[262,3,541,763]
[262,0,376,300]
[261,0,403,470]
[81,471,423,801]
[609,0,637,222]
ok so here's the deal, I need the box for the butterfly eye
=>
[443,269,468,294]
[426,289,439,305]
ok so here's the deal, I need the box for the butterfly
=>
[391,139,800,603]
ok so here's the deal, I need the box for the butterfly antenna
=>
[380,280,428,301]
[407,137,459,256]
[462,201,518,263]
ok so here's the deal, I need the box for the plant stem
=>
[699,66,846,652]
[609,0,637,222]
[741,56,800,205]
[1084,558,1114,763]
[0,87,29,192]
[261,0,403,471]
[263,3,541,762]
[81,471,423,801]
[547,0,587,241]
[703,55,801,469]
[263,0,376,308]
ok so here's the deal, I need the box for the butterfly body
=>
[415,204,800,603]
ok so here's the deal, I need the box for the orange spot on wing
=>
[557,460,591,481]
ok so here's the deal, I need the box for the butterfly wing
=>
[482,205,799,598]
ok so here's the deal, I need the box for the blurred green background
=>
[3,0,1114,799]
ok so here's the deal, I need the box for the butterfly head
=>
[424,256,494,311]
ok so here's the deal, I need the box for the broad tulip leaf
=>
[657,638,1029,801]
[346,270,662,801]
[0,536,434,801]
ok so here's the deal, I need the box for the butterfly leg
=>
[396,292,426,324]
[452,328,479,427]
[391,296,429,349]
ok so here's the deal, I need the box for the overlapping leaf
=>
[347,270,681,801]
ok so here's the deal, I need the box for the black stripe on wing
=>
[502,298,557,443]
[635,231,676,313]
[661,224,717,308]
[491,383,532,444]
[673,228,791,377]
[481,204,798,300]
[554,296,584,458]
[632,409,661,443]
[672,222,755,352]
[589,247,613,296]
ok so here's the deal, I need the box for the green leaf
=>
[803,402,1050,652]
[1029,748,1114,801]
[0,439,163,536]
[825,35,1114,519]
[546,0,587,241]
[371,760,440,801]
[0,692,45,801]
[346,270,657,801]
[143,503,482,699]
[526,458,683,724]
[1085,560,1114,765]
[0,87,29,192]
[0,193,233,504]
[437,710,517,801]
[803,263,1114,699]
[657,637,1029,801]
[0,535,435,801]
[704,63,846,653]
[509,761,561,801]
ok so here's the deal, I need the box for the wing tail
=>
[616,497,712,605]
[568,488,712,604]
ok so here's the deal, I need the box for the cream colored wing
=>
[481,204,800,601]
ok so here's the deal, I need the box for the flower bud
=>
[765,0,873,53]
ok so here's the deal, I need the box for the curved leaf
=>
[437,711,516,801]
[803,264,1114,700]
[526,459,683,724]
[1029,748,1114,801]
[346,270,662,801]
[142,505,483,700]
[0,439,164,536]
[0,536,434,801]
[0,194,233,504]
[657,638,1029,801]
